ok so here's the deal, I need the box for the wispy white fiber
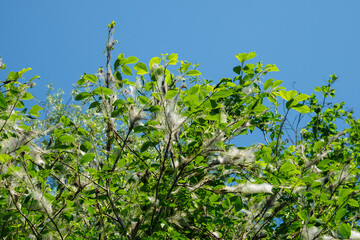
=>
[310,165,322,173]
[157,76,167,95]
[29,146,46,168]
[124,85,136,99]
[223,183,273,194]
[321,235,336,240]
[136,77,142,89]
[242,86,255,95]
[217,147,256,165]
[166,110,185,133]
[302,226,321,240]
[129,105,144,126]
[350,230,360,239]
[33,189,53,214]
[239,183,273,194]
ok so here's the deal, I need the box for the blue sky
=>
[1,1,359,126]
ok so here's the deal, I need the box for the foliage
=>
[0,23,359,240]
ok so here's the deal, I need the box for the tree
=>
[0,21,359,239]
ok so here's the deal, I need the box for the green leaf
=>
[286,99,296,109]
[134,62,149,75]
[60,116,71,127]
[188,85,200,95]
[24,193,34,204]
[59,135,75,144]
[186,70,201,76]
[338,223,351,238]
[277,90,297,101]
[77,127,88,136]
[265,64,279,72]
[212,89,232,99]
[295,93,310,102]
[222,198,230,209]
[339,189,353,198]
[15,100,25,109]
[124,56,139,64]
[80,142,93,152]
[28,105,44,117]
[233,66,241,75]
[77,78,86,85]
[22,93,34,100]
[17,145,30,154]
[180,61,191,73]
[83,74,97,83]
[89,101,100,109]
[112,99,126,107]
[291,104,310,114]
[235,52,256,63]
[123,80,137,87]
[167,53,178,65]
[141,141,154,152]
[164,90,178,100]
[92,87,113,96]
[263,79,274,90]
[88,206,95,215]
[280,162,296,173]
[297,210,307,221]
[0,154,10,163]
[149,105,161,112]
[252,104,268,114]
[18,68,31,78]
[348,199,359,207]
[335,208,347,222]
[234,197,242,212]
[81,153,95,164]
[0,93,7,110]
[114,59,120,70]
[121,65,133,76]
[209,194,220,203]
[114,71,122,81]
[272,80,283,88]
[149,57,161,69]
[139,96,151,105]
[7,71,19,81]
[29,75,40,81]
[75,92,91,101]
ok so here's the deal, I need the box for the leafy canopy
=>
[0,23,359,240]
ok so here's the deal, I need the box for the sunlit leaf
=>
[134,62,148,75]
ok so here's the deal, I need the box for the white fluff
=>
[302,226,321,240]
[223,183,273,194]
[242,86,254,95]
[129,85,136,98]
[321,236,336,240]
[129,105,144,125]
[351,230,360,239]
[157,76,167,95]
[310,165,322,173]
[226,147,256,164]
[239,183,273,194]
[1,137,27,153]
[33,189,53,214]
[12,169,52,214]
[211,232,220,238]
[166,110,185,132]
[29,147,46,168]
[136,77,142,89]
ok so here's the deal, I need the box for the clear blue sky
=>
[1,1,359,122]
